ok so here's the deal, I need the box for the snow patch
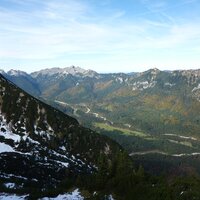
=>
[0,142,15,153]
[115,77,123,84]
[22,135,40,144]
[40,189,84,200]
[4,183,16,189]
[0,114,21,142]
[0,193,28,199]
[55,160,69,168]
[0,173,28,181]
[60,146,66,151]
[108,195,115,200]
[132,81,156,91]
[164,82,175,87]
[192,83,200,92]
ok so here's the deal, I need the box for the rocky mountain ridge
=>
[31,66,99,79]
[2,67,200,100]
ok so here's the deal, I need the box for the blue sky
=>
[0,0,200,73]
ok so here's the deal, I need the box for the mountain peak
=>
[148,68,160,73]
[63,66,96,76]
[137,68,160,76]
[0,69,5,75]
[7,69,28,77]
[31,66,98,78]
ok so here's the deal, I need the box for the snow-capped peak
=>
[63,66,87,75]
[7,69,28,77]
[0,69,5,74]
[31,66,98,78]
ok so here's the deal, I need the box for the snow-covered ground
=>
[0,189,83,200]
[40,189,84,200]
[0,193,28,200]
[4,183,16,189]
[0,191,115,200]
[0,142,15,153]
[107,195,115,200]
[0,114,21,142]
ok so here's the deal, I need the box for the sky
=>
[0,0,200,73]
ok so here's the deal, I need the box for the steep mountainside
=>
[0,74,125,198]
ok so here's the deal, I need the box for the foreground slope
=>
[0,74,123,197]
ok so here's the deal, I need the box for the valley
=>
[54,98,200,159]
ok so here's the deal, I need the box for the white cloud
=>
[0,0,200,72]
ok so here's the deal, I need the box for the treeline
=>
[76,152,200,200]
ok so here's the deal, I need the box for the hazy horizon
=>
[1,65,200,74]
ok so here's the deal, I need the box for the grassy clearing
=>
[94,122,148,137]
